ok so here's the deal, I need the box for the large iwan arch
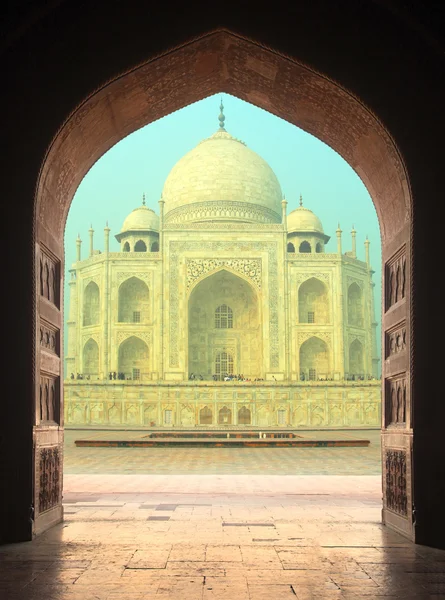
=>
[5,19,441,548]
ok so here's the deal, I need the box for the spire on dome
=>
[218,98,226,131]
[142,193,146,206]
[299,194,303,207]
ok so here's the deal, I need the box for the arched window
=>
[218,406,232,424]
[299,241,311,253]
[123,241,130,252]
[215,304,233,329]
[199,406,212,425]
[316,242,323,253]
[215,352,234,379]
[287,242,295,253]
[134,240,147,252]
[151,241,159,252]
[238,406,251,425]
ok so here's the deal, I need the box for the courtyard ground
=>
[2,429,445,598]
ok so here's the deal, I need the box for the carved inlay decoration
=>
[386,322,407,358]
[116,330,152,345]
[39,374,60,424]
[348,333,366,347]
[38,446,61,513]
[39,249,60,307]
[295,272,330,286]
[298,332,332,346]
[385,247,406,310]
[117,271,151,285]
[165,200,281,225]
[386,374,407,426]
[347,276,364,289]
[385,449,408,516]
[186,258,262,291]
[40,321,59,354]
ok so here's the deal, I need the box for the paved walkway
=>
[3,480,445,599]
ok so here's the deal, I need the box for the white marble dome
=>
[287,206,324,234]
[162,128,283,225]
[121,204,159,232]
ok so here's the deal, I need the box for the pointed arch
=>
[83,281,100,326]
[83,338,99,376]
[299,336,330,380]
[117,335,149,380]
[348,282,364,327]
[299,241,311,253]
[298,277,329,324]
[134,239,147,252]
[118,276,149,323]
[349,338,364,376]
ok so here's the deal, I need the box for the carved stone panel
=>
[186,258,262,290]
[385,247,406,310]
[385,321,407,358]
[385,374,407,426]
[39,249,60,307]
[38,446,61,514]
[39,374,60,424]
[385,449,408,516]
[39,320,60,354]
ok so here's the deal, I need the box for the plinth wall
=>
[64,381,381,428]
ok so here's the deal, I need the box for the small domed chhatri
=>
[66,99,380,431]
[162,100,283,225]
[120,196,159,233]
[287,196,325,234]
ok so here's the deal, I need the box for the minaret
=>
[76,234,82,262]
[336,223,342,255]
[88,224,94,257]
[218,98,226,131]
[364,236,370,268]
[104,221,110,254]
[351,225,357,258]
[281,195,287,229]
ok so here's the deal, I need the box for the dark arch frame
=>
[3,8,443,548]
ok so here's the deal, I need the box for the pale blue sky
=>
[64,92,382,358]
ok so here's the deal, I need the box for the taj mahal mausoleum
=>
[64,105,381,429]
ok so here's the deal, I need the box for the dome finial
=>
[142,193,146,206]
[218,97,226,131]
[299,194,303,207]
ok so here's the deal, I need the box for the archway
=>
[31,30,413,543]
[298,277,329,324]
[299,336,330,380]
[117,336,149,380]
[118,277,149,323]
[188,269,261,380]
[82,338,99,378]
[83,281,100,326]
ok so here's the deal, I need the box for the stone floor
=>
[1,430,445,598]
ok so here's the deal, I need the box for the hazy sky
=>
[64,92,382,357]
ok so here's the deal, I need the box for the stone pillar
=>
[351,226,357,258]
[336,224,342,255]
[88,225,94,257]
